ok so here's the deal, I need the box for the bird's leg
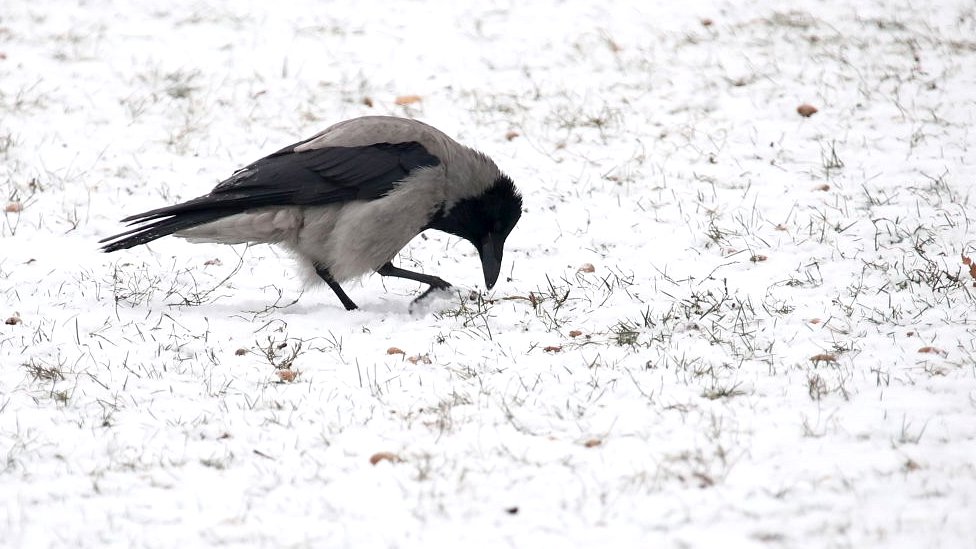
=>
[315,265,358,311]
[376,262,452,301]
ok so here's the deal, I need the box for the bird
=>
[99,116,523,310]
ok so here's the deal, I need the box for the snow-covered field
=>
[2,0,975,546]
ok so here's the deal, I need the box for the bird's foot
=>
[408,284,456,315]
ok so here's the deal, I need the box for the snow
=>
[2,0,976,546]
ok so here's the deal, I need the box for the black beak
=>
[478,233,504,290]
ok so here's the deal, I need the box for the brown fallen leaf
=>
[750,254,768,262]
[363,96,374,108]
[813,184,830,191]
[701,18,714,27]
[407,354,432,364]
[370,451,401,465]
[387,347,405,355]
[810,353,837,363]
[917,346,947,356]
[235,348,248,356]
[203,258,222,266]
[583,438,602,448]
[276,369,298,382]
[578,263,595,273]
[543,345,562,353]
[774,224,788,231]
[395,95,422,106]
[4,202,22,213]
[963,255,976,280]
[797,103,818,117]
[5,316,21,325]
[568,330,583,338]
[808,318,821,325]
[505,130,520,141]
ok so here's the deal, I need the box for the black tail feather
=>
[114,192,283,225]
[100,210,232,252]
[100,190,298,252]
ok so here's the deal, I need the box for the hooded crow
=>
[100,116,523,310]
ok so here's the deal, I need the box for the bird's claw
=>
[408,284,455,315]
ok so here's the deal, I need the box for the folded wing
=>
[100,142,440,252]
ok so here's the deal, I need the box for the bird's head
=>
[427,175,523,289]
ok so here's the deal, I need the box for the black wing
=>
[100,142,440,252]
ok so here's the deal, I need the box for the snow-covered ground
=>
[2,0,975,546]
